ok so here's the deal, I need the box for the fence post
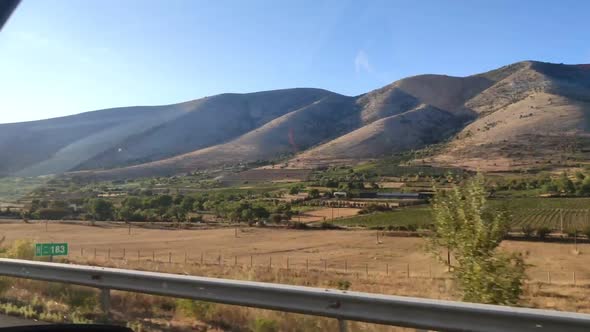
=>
[107,248,111,260]
[269,256,272,270]
[94,248,97,259]
[169,252,172,263]
[338,319,348,332]
[306,259,309,272]
[547,271,551,284]
[250,255,253,268]
[81,248,84,256]
[153,251,155,262]
[201,252,204,265]
[386,264,389,276]
[234,256,237,266]
[344,260,347,273]
[429,265,432,279]
[573,271,576,285]
[100,288,111,320]
[123,248,125,259]
[407,263,410,278]
[137,250,140,262]
[366,263,369,276]
[287,257,289,271]
[184,252,187,264]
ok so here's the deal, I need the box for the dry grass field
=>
[2,219,590,284]
[3,219,590,330]
[295,208,361,223]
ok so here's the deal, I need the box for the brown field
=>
[295,207,361,222]
[220,169,312,184]
[377,182,405,189]
[1,219,589,284]
[3,220,590,330]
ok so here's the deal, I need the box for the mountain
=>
[2,60,589,179]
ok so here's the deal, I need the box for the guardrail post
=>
[100,288,111,320]
[338,319,348,332]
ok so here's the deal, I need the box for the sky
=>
[1,0,589,124]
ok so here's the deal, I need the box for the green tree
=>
[167,205,187,223]
[181,196,196,212]
[122,197,143,211]
[289,186,300,195]
[308,189,320,199]
[88,199,114,221]
[429,174,525,305]
[577,176,590,196]
[556,173,575,194]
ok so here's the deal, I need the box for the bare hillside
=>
[0,88,334,176]
[3,60,590,179]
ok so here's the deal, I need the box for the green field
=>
[333,197,590,231]
[512,209,590,231]
[333,207,432,228]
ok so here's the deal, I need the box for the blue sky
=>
[1,0,589,124]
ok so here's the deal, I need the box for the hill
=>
[2,60,590,179]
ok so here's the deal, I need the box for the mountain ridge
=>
[2,60,589,179]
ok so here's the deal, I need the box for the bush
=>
[251,318,278,332]
[319,222,340,230]
[62,287,98,312]
[3,239,35,260]
[188,215,203,223]
[175,299,215,321]
[536,227,552,239]
[521,225,534,238]
[288,222,309,230]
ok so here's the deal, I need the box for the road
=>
[0,314,45,327]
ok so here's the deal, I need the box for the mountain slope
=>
[0,88,334,176]
[3,60,590,179]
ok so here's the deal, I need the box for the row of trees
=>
[21,193,299,224]
[491,171,590,196]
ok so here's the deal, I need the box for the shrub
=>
[288,222,309,230]
[3,239,35,260]
[536,227,552,239]
[251,318,278,332]
[188,215,203,223]
[62,287,98,312]
[319,222,340,230]
[521,225,534,238]
[175,299,215,321]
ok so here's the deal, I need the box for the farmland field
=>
[333,207,432,228]
[2,220,590,286]
[512,209,590,231]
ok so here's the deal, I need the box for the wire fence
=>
[74,247,589,285]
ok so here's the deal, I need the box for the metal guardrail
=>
[1,259,590,331]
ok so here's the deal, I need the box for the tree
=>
[577,176,590,196]
[122,197,143,211]
[556,173,575,194]
[167,205,187,223]
[308,189,320,199]
[181,196,196,212]
[429,174,525,305]
[88,199,114,221]
[289,186,300,195]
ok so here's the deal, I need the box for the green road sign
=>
[35,243,68,257]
